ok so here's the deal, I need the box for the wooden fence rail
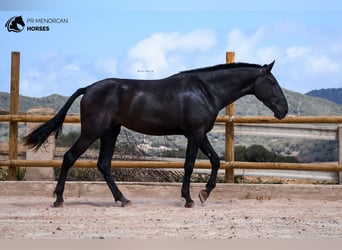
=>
[2,160,342,172]
[1,51,342,182]
[1,114,342,124]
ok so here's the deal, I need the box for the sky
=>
[1,0,342,97]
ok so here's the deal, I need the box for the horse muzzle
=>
[274,106,288,120]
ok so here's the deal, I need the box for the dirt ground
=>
[1,189,342,239]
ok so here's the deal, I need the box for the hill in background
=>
[0,92,80,114]
[306,88,342,105]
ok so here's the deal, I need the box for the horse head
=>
[15,16,25,27]
[253,61,288,119]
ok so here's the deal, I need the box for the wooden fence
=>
[1,51,342,182]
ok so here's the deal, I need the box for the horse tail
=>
[23,88,86,151]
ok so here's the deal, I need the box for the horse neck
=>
[199,69,257,110]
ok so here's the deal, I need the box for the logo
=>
[5,16,25,33]
[5,15,68,33]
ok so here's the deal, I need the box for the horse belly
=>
[122,115,183,136]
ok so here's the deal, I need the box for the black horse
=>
[24,61,288,208]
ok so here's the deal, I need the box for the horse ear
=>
[262,60,275,74]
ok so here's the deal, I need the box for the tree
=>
[235,144,299,163]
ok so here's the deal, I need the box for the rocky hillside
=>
[0,92,80,114]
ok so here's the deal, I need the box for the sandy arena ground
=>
[1,182,342,239]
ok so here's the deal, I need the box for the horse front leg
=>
[182,134,202,208]
[198,135,220,204]
[182,159,196,208]
[97,127,131,207]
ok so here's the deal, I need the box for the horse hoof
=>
[121,198,132,207]
[184,201,194,208]
[53,201,64,208]
[199,190,208,204]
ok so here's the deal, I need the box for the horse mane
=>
[179,63,262,74]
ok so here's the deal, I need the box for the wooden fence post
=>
[224,52,235,183]
[8,52,20,180]
[339,125,342,184]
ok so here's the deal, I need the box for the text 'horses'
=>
[24,62,288,208]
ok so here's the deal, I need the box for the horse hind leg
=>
[54,135,96,207]
[97,126,131,207]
